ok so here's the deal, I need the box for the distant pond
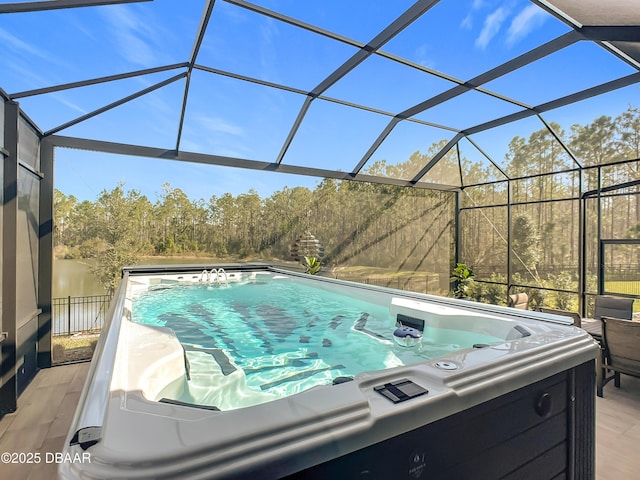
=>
[53,257,221,298]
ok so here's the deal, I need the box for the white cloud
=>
[0,27,49,59]
[0,28,73,88]
[506,5,547,46]
[461,0,490,31]
[258,18,280,81]
[461,13,473,30]
[197,115,245,136]
[475,7,509,50]
[51,94,87,115]
[414,44,436,68]
[101,5,159,66]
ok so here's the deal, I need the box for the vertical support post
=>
[68,296,72,336]
[454,191,460,264]
[596,167,603,295]
[1,101,19,416]
[598,241,605,295]
[38,138,54,368]
[507,179,513,295]
[578,175,584,311]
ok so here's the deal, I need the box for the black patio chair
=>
[593,295,634,321]
[598,316,640,397]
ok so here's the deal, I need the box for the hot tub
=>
[61,263,598,479]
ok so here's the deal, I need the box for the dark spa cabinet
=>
[282,361,595,480]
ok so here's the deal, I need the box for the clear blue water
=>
[131,275,502,409]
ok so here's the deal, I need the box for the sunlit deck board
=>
[0,362,90,480]
[0,362,638,479]
[595,374,640,479]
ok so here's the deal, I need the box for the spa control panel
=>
[374,379,428,404]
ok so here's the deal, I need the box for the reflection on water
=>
[52,257,222,298]
[53,259,105,298]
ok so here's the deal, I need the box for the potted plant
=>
[303,256,322,275]
[451,263,474,299]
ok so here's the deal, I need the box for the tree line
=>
[54,106,640,294]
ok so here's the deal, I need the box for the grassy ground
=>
[605,281,640,296]
[52,334,99,364]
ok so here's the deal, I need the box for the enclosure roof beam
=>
[193,64,456,134]
[583,177,640,198]
[351,118,403,176]
[43,72,187,137]
[399,31,580,120]
[410,133,465,184]
[175,0,217,152]
[463,72,640,136]
[309,0,439,97]
[49,135,461,192]
[9,64,188,99]
[0,0,150,14]
[224,0,363,49]
[537,114,583,168]
[275,0,440,165]
[353,31,580,178]
[579,25,640,43]
[463,135,510,181]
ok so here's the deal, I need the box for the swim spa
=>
[62,264,598,479]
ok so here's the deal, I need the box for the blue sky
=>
[1,0,638,202]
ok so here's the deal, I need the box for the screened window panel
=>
[581,167,600,193]
[325,54,456,114]
[281,98,390,171]
[0,99,3,322]
[473,281,508,307]
[460,206,508,281]
[532,287,579,312]
[260,181,456,296]
[246,0,415,42]
[511,171,580,204]
[383,0,569,81]
[601,243,640,298]
[0,2,198,94]
[16,168,39,328]
[53,147,324,224]
[198,2,358,91]
[0,98,4,146]
[539,199,579,293]
[461,183,508,208]
[583,197,599,293]
[18,70,185,136]
[362,122,454,181]
[183,70,306,161]
[468,116,558,176]
[18,118,39,170]
[483,41,636,107]
[600,192,640,241]
[510,200,579,288]
[510,203,543,287]
[458,137,508,186]
[601,160,640,189]
[416,145,462,187]
[545,85,640,168]
[61,77,186,150]
[413,89,521,132]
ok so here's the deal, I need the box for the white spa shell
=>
[60,265,598,479]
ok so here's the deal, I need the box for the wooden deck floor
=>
[0,362,90,480]
[0,362,638,479]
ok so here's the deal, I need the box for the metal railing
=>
[52,295,112,336]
